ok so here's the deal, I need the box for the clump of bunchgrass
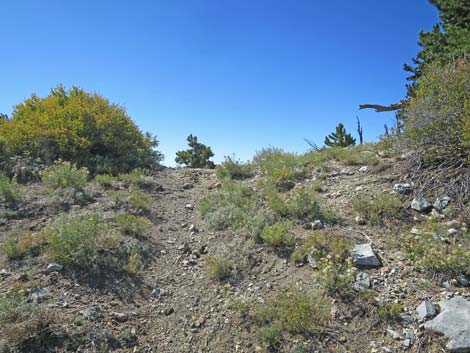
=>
[41,161,89,190]
[115,213,151,237]
[205,255,233,282]
[0,174,22,207]
[352,192,403,226]
[260,221,295,251]
[216,155,255,180]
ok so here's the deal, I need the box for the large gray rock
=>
[411,197,433,213]
[352,244,381,268]
[424,296,470,352]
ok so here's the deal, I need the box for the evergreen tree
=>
[324,123,356,148]
[404,0,470,92]
[175,134,215,168]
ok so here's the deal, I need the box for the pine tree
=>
[175,134,215,168]
[404,0,470,92]
[324,123,356,148]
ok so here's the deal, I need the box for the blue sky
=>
[0,0,438,165]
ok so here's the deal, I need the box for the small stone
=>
[355,215,366,225]
[163,307,174,316]
[387,329,401,340]
[404,329,414,340]
[189,224,198,232]
[393,183,413,194]
[359,166,368,172]
[80,306,102,320]
[434,196,451,212]
[182,183,193,189]
[29,287,49,303]
[311,220,324,230]
[353,272,371,291]
[352,244,381,268]
[416,300,437,320]
[448,228,459,236]
[184,204,194,210]
[112,312,129,322]
[46,263,63,272]
[402,338,412,348]
[411,197,433,213]
[457,275,469,287]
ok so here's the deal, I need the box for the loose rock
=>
[424,296,470,352]
[352,244,381,268]
[411,197,433,213]
[416,300,437,320]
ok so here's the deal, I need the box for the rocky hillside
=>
[0,150,469,353]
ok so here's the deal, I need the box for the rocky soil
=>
[1,159,469,352]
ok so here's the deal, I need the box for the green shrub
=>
[199,182,265,232]
[42,161,89,190]
[352,192,403,226]
[405,59,470,159]
[95,173,115,187]
[304,146,379,166]
[376,303,403,322]
[0,85,162,174]
[123,252,144,274]
[255,289,330,337]
[315,257,356,297]
[205,255,232,281]
[404,217,470,274]
[278,184,337,224]
[45,212,123,271]
[175,134,215,168]
[258,325,282,351]
[115,214,151,237]
[0,295,62,353]
[118,168,157,189]
[110,189,152,215]
[290,232,354,296]
[253,147,304,187]
[260,221,295,250]
[0,174,22,207]
[216,155,255,180]
[1,231,45,260]
[291,231,351,265]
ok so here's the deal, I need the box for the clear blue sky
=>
[0,0,438,165]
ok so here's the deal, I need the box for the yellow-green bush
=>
[0,295,62,353]
[115,214,151,237]
[95,173,115,187]
[352,192,403,226]
[405,59,470,158]
[254,289,330,338]
[253,147,305,187]
[216,155,255,180]
[260,221,295,250]
[0,174,22,207]
[269,184,337,224]
[110,189,152,215]
[45,212,123,272]
[205,255,232,281]
[41,161,89,190]
[0,85,162,174]
[1,231,45,260]
[404,217,470,274]
[305,145,379,166]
